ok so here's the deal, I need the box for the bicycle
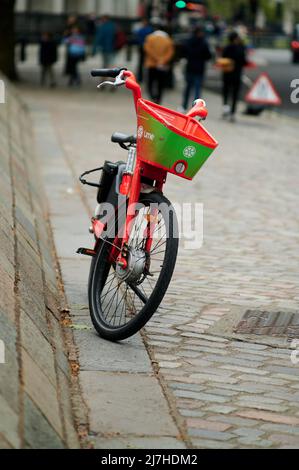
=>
[78,67,218,341]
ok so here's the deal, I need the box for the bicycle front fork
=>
[117,147,141,268]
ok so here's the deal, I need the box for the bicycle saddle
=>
[111,132,136,144]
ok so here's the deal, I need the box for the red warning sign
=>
[245,73,282,106]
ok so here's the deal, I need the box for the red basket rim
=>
[138,99,218,150]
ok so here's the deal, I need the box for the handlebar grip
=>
[90,67,127,78]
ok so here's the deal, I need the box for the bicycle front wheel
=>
[89,192,179,341]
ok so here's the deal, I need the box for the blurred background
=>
[0,0,298,117]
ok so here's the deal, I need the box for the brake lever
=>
[97,71,126,89]
[97,80,114,89]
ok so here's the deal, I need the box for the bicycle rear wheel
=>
[89,192,179,341]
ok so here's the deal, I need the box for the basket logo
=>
[137,125,144,139]
[183,146,196,158]
[144,131,155,141]
[138,125,155,141]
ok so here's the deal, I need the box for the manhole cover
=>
[234,310,299,339]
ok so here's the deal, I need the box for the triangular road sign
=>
[245,73,281,106]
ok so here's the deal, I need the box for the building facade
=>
[15,0,140,18]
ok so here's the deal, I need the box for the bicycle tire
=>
[88,192,179,341]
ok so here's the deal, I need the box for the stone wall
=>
[0,75,81,449]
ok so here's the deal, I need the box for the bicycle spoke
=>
[103,283,119,320]
[119,285,128,325]
[151,238,167,254]
[150,248,167,257]
[101,274,118,303]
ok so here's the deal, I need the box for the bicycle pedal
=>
[77,247,96,257]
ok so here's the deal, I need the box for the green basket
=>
[137,99,218,180]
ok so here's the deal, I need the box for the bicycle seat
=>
[111,132,136,145]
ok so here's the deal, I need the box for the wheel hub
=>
[116,248,146,283]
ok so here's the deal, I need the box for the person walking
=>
[144,26,174,104]
[181,26,212,112]
[134,18,153,82]
[221,31,247,122]
[65,26,86,87]
[93,15,116,68]
[63,15,79,77]
[86,13,97,50]
[39,32,58,88]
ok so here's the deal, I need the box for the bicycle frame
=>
[85,70,209,269]
[89,71,164,268]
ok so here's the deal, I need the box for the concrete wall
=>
[0,75,82,449]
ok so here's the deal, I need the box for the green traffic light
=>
[176,0,186,8]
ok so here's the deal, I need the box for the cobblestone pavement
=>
[18,53,299,448]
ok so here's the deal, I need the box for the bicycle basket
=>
[137,99,218,180]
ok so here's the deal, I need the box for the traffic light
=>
[175,0,206,12]
[175,1,186,8]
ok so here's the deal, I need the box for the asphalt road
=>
[206,49,299,119]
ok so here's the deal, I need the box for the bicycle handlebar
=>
[91,67,127,78]
[90,68,207,118]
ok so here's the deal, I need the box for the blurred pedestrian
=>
[65,26,86,87]
[221,31,247,122]
[63,15,79,77]
[115,25,128,53]
[134,18,153,82]
[93,15,116,68]
[86,13,97,45]
[144,26,174,104]
[39,32,58,88]
[20,36,28,62]
[181,26,212,112]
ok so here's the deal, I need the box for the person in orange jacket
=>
[144,25,175,104]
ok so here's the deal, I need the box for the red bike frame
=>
[91,70,208,269]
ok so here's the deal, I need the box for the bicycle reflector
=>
[175,162,187,174]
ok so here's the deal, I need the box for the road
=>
[206,48,299,118]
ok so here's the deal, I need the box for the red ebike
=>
[78,68,218,341]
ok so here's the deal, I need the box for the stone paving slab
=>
[23,394,65,449]
[0,395,20,449]
[81,371,178,437]
[52,219,92,260]
[94,436,186,449]
[72,316,152,374]
[60,259,90,308]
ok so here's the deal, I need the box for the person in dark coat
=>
[39,32,57,87]
[134,18,153,82]
[93,15,116,68]
[181,27,212,111]
[222,31,247,121]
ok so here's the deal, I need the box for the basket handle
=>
[186,99,208,120]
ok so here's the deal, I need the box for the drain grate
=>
[234,310,299,339]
